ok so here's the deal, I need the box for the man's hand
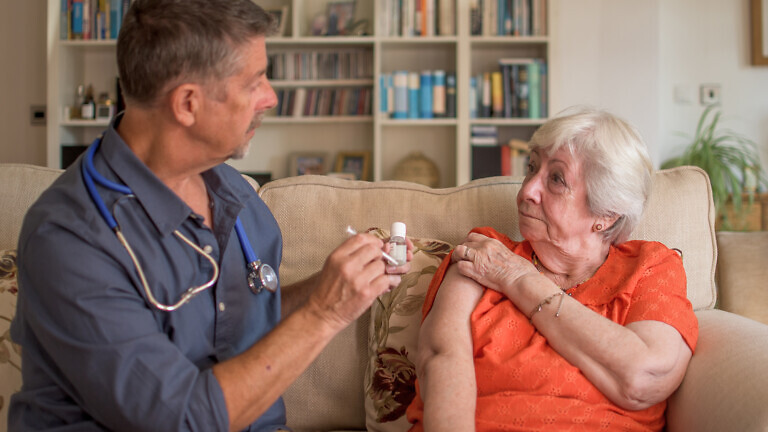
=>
[305,234,394,331]
[382,236,414,287]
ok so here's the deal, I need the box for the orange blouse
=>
[407,227,698,432]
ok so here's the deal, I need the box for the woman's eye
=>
[550,173,566,188]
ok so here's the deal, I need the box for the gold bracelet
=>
[528,291,565,323]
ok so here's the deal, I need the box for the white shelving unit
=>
[46,0,550,187]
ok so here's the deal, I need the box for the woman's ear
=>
[594,213,621,232]
[168,83,200,127]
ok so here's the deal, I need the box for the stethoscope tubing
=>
[81,136,274,311]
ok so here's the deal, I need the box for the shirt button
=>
[203,245,213,254]
[219,302,226,312]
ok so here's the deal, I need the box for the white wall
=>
[550,0,661,164]
[551,0,768,174]
[0,0,47,165]
[658,0,768,172]
[2,1,767,175]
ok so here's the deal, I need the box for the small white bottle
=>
[389,222,407,266]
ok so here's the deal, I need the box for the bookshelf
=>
[46,0,550,186]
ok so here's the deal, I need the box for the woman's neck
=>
[531,242,610,291]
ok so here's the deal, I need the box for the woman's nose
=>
[519,172,543,203]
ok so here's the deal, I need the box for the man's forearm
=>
[212,302,339,431]
[280,273,319,317]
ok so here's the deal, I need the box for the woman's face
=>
[517,146,597,254]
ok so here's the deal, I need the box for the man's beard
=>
[231,112,264,160]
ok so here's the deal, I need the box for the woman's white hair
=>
[528,106,653,244]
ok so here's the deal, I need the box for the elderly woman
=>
[406,107,698,431]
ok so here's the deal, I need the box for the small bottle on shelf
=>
[80,85,96,120]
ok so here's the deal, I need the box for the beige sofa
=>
[2,163,768,432]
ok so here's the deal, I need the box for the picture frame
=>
[267,6,289,37]
[752,0,768,65]
[334,151,370,181]
[325,1,356,36]
[289,152,328,176]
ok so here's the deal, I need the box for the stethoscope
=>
[81,137,278,312]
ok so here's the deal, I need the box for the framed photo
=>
[289,152,328,176]
[325,1,356,36]
[752,0,768,65]
[334,151,370,181]
[267,6,289,37]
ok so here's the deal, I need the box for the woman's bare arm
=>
[416,266,484,431]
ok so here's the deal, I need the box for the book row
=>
[273,88,372,118]
[380,70,457,119]
[470,125,530,178]
[60,0,132,40]
[379,0,456,37]
[471,58,548,119]
[267,50,374,81]
[470,0,547,37]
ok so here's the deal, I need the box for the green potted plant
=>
[661,105,767,229]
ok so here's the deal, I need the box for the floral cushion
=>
[0,249,21,427]
[364,229,453,431]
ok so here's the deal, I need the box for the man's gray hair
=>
[529,106,653,244]
[117,0,276,107]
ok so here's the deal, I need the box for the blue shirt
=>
[10,118,286,431]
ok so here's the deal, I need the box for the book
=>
[500,61,512,118]
[419,71,433,119]
[491,71,503,117]
[470,124,499,146]
[71,0,84,39]
[438,0,455,35]
[61,0,70,40]
[408,71,420,119]
[517,65,529,117]
[469,76,477,119]
[481,72,492,118]
[446,73,456,118]
[432,70,446,118]
[379,74,389,114]
[472,146,502,179]
[392,70,409,119]
[528,60,541,119]
[470,0,481,35]
[539,61,548,118]
[82,0,90,39]
[501,145,511,176]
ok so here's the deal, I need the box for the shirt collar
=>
[98,114,248,236]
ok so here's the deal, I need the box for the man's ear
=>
[168,83,201,127]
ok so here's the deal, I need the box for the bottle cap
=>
[391,222,406,238]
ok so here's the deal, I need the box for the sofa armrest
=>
[666,309,768,432]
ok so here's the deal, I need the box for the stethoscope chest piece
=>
[247,260,278,294]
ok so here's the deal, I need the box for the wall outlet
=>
[700,84,721,105]
[30,105,46,125]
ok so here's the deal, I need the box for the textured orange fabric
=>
[407,227,698,432]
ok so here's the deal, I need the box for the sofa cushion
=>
[0,164,62,250]
[0,249,21,429]
[258,166,717,430]
[363,228,453,431]
[715,231,768,325]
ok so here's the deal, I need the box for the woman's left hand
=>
[452,232,538,293]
